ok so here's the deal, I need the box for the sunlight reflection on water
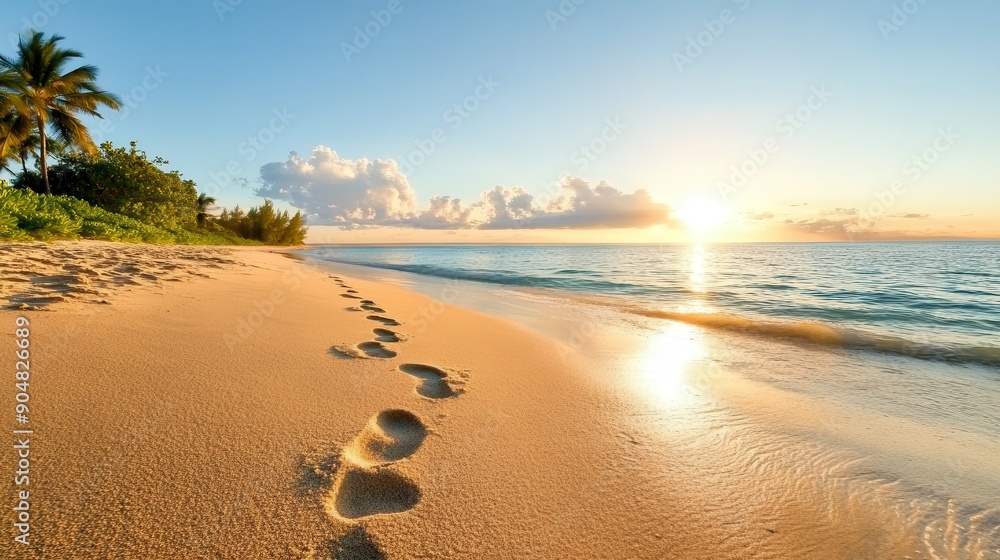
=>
[640,323,705,405]
[688,242,707,294]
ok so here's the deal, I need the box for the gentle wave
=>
[306,245,1000,368]
[309,257,646,293]
[617,307,1000,369]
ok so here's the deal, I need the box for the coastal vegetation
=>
[215,200,308,245]
[0,30,306,245]
[0,179,258,244]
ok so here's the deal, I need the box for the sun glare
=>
[676,197,727,235]
[639,323,705,404]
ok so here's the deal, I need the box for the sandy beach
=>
[0,242,666,558]
[1,242,997,559]
[2,1,998,556]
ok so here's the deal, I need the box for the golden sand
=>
[1,241,995,559]
[0,242,644,558]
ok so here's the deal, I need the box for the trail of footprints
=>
[326,275,464,398]
[314,275,468,554]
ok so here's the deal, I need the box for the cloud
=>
[785,208,987,241]
[820,207,859,217]
[464,178,670,230]
[532,177,670,229]
[748,212,774,221]
[256,146,418,224]
[786,207,869,236]
[256,148,670,230]
[389,195,477,230]
[792,217,860,235]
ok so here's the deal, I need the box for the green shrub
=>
[0,182,261,245]
[216,200,307,245]
[15,141,199,228]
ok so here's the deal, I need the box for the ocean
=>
[305,242,1000,366]
[302,242,1000,558]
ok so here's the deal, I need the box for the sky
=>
[5,0,999,243]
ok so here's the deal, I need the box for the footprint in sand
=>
[331,342,397,359]
[366,315,400,327]
[327,467,421,520]
[372,328,402,343]
[329,345,364,360]
[358,341,397,359]
[343,409,427,466]
[324,410,426,521]
[361,304,386,313]
[398,364,463,399]
[346,289,359,294]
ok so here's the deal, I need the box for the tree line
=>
[0,30,306,245]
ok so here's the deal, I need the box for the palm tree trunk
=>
[20,153,28,177]
[37,118,50,195]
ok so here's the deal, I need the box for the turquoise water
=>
[305,243,1000,366]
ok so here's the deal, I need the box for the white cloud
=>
[256,147,670,230]
[256,146,418,224]
[527,177,670,229]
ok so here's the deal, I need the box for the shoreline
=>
[1,241,997,558]
[303,247,1000,552]
[297,249,1000,373]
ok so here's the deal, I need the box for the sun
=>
[675,197,727,235]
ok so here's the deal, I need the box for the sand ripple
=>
[0,241,245,309]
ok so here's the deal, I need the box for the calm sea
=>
[302,242,1000,556]
[305,242,1000,367]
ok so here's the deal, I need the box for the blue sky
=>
[6,0,999,241]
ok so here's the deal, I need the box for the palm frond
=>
[49,106,96,153]
[0,110,32,163]
[2,30,121,192]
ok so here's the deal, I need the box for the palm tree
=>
[0,69,31,173]
[0,30,121,194]
[12,132,65,176]
[196,192,217,227]
[0,112,23,174]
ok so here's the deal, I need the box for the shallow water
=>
[307,243,1000,366]
[301,244,1000,559]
